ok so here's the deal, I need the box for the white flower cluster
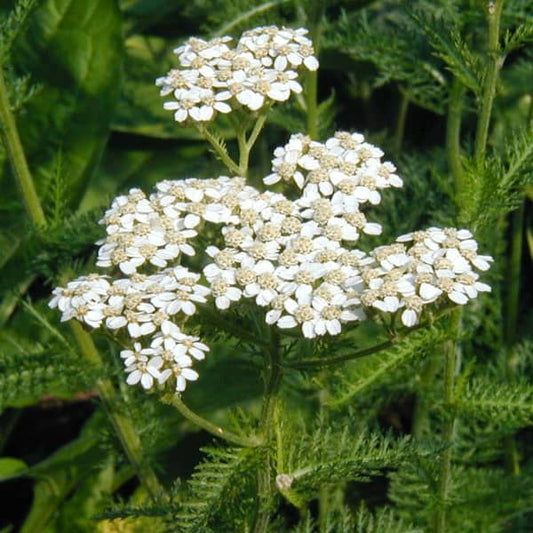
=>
[50,131,492,393]
[360,228,493,327]
[156,26,318,122]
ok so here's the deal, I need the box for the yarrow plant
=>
[50,26,493,397]
[156,26,318,122]
[5,2,528,530]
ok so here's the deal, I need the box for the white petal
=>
[449,291,468,305]
[420,283,442,301]
[401,309,418,327]
[277,316,297,329]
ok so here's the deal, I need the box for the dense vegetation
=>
[0,1,531,532]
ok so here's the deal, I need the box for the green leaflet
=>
[0,457,27,481]
[174,446,256,532]
[1,0,123,212]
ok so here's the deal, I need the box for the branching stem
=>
[474,0,504,165]
[163,394,261,447]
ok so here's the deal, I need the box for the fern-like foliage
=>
[0,344,99,411]
[455,378,533,429]
[290,504,422,533]
[281,421,415,499]
[170,446,257,532]
[0,0,37,61]
[329,325,448,408]
[415,13,483,96]
[458,126,533,230]
[327,6,448,114]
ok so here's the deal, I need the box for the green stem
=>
[252,330,283,533]
[474,0,505,165]
[392,90,409,156]
[70,321,164,499]
[446,79,465,194]
[305,1,325,139]
[246,113,268,152]
[412,351,440,440]
[435,310,462,533]
[0,66,46,226]
[236,111,269,177]
[286,339,394,370]
[162,394,261,447]
[199,124,242,176]
[285,314,446,370]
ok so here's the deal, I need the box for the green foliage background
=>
[0,0,531,532]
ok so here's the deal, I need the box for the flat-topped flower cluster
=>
[50,131,492,393]
[156,26,318,122]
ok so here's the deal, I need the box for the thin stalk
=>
[0,66,46,226]
[392,90,409,156]
[70,322,164,499]
[305,1,325,139]
[474,0,504,165]
[162,394,261,447]
[411,351,440,440]
[252,330,283,533]
[285,313,449,370]
[446,79,465,194]
[235,111,269,177]
[435,310,462,533]
[198,125,242,175]
[237,127,248,176]
[286,339,394,370]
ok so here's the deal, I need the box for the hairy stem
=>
[70,322,164,498]
[199,124,242,176]
[446,79,465,194]
[252,330,283,533]
[435,310,461,533]
[163,394,261,447]
[0,66,46,226]
[474,0,504,165]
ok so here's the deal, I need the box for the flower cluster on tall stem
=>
[49,25,493,397]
